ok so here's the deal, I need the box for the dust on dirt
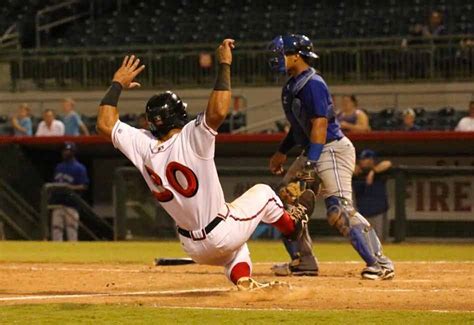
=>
[0,261,473,311]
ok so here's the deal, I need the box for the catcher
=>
[268,34,395,280]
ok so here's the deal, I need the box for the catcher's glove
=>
[278,182,302,206]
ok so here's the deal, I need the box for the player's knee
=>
[325,196,352,236]
[251,183,274,196]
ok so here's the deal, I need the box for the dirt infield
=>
[0,261,473,311]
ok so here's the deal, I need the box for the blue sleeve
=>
[24,118,33,136]
[74,113,83,126]
[299,80,330,118]
[75,165,89,185]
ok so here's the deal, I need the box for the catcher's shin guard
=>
[326,196,392,267]
[277,190,319,276]
[280,226,319,272]
[282,236,300,260]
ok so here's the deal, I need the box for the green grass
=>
[0,304,472,325]
[0,241,473,264]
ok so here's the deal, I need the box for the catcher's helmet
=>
[145,91,188,138]
[268,34,318,73]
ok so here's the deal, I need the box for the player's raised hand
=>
[216,39,235,65]
[112,55,145,89]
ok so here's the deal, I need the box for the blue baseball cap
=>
[63,142,76,152]
[359,149,376,160]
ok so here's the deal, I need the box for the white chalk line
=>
[0,260,472,274]
[1,286,473,303]
[0,287,231,302]
[159,306,474,314]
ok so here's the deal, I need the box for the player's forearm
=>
[278,128,296,154]
[80,123,90,136]
[12,123,26,133]
[310,118,327,145]
[97,82,121,137]
[206,63,231,131]
[350,123,370,133]
[11,117,25,132]
[373,160,392,173]
[307,117,327,162]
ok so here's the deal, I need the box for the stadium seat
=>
[9,0,470,48]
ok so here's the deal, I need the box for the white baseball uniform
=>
[112,112,285,280]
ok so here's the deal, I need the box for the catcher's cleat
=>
[236,277,290,291]
[271,256,319,277]
[361,264,395,280]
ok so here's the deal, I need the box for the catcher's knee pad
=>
[325,196,384,266]
[326,196,355,237]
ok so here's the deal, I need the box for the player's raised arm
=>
[96,55,145,138]
[205,39,235,131]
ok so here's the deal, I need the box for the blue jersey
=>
[54,159,89,186]
[63,111,83,136]
[52,159,89,207]
[353,173,389,217]
[281,68,344,148]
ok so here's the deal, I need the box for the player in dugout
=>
[268,34,395,280]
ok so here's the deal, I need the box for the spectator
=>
[137,113,149,130]
[401,108,421,131]
[353,149,392,241]
[422,10,447,38]
[404,10,447,44]
[36,109,65,136]
[50,142,89,241]
[337,95,371,133]
[62,98,89,136]
[11,103,32,136]
[455,101,474,131]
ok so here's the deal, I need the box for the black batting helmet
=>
[145,91,188,138]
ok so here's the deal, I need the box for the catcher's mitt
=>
[278,182,302,206]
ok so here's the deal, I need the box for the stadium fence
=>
[0,35,473,91]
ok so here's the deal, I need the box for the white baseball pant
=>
[179,184,285,281]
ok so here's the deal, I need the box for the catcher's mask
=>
[268,34,319,73]
[145,91,188,138]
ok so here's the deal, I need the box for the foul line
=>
[0,260,472,274]
[159,305,474,314]
[1,286,474,303]
[0,287,231,302]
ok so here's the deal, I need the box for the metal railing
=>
[0,35,473,91]
[40,183,113,240]
[0,178,40,240]
[0,23,20,49]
